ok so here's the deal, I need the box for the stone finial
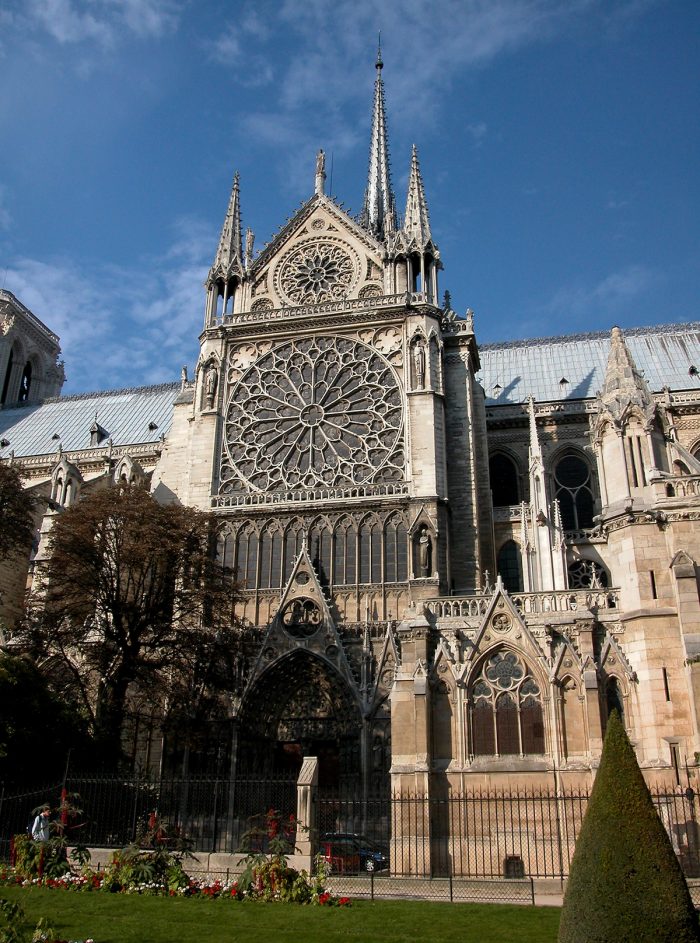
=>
[598,325,655,427]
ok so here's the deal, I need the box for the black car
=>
[320,832,389,873]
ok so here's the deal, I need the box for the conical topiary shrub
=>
[559,710,700,943]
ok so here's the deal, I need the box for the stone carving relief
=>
[356,326,403,366]
[227,341,272,384]
[221,335,405,494]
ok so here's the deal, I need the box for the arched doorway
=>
[236,651,364,789]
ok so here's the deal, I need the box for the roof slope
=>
[0,383,180,459]
[477,323,700,404]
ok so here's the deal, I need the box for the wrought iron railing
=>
[3,777,698,881]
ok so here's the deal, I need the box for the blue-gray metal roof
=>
[477,323,700,405]
[0,383,180,459]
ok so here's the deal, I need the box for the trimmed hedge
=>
[559,711,699,943]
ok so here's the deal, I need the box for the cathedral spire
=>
[403,144,432,246]
[205,172,245,324]
[360,43,397,240]
[211,171,243,278]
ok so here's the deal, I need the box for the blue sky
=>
[0,0,698,394]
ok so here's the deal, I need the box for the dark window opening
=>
[1,349,13,404]
[19,361,32,403]
[497,541,523,594]
[489,453,520,506]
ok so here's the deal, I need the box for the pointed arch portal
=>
[236,651,364,788]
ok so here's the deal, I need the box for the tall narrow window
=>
[489,454,520,506]
[332,519,356,586]
[1,349,13,404]
[309,522,331,587]
[235,526,258,588]
[259,528,282,588]
[469,650,545,756]
[283,527,303,583]
[603,676,624,732]
[497,541,523,594]
[384,517,408,582]
[553,453,595,531]
[19,361,32,403]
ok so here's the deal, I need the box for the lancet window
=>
[217,513,410,590]
[496,540,523,593]
[469,650,545,757]
[489,453,521,506]
[553,452,595,531]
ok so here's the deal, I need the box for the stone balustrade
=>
[427,587,619,619]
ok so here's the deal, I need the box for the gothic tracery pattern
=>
[470,650,545,756]
[221,335,404,494]
[277,241,357,305]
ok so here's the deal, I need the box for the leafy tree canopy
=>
[0,653,90,786]
[0,462,35,564]
[22,485,241,762]
[559,710,699,943]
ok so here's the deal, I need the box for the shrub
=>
[559,710,700,943]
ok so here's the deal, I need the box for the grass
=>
[1,887,561,942]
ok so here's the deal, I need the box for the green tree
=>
[23,484,240,761]
[559,710,699,943]
[0,462,35,565]
[0,653,89,785]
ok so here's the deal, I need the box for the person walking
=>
[31,806,51,842]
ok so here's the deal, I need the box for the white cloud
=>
[27,0,113,46]
[18,0,180,48]
[205,0,619,198]
[0,185,12,231]
[3,220,213,392]
[114,0,180,38]
[544,264,658,317]
[466,122,488,147]
[207,25,242,65]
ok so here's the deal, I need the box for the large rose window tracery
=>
[221,336,404,494]
[277,241,357,305]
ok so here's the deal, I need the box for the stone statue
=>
[180,365,188,388]
[413,342,426,389]
[315,149,326,196]
[245,228,255,268]
[418,525,431,577]
[205,362,218,408]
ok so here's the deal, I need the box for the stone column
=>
[390,614,432,874]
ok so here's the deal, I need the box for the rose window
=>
[278,241,356,305]
[221,335,404,494]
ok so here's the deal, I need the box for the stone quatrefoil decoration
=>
[221,335,405,493]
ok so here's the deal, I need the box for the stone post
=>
[295,756,318,869]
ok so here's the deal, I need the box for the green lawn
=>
[1,887,561,942]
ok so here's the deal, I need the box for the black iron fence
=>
[0,775,296,861]
[1,777,699,882]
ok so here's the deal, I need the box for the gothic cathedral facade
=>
[3,55,700,804]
